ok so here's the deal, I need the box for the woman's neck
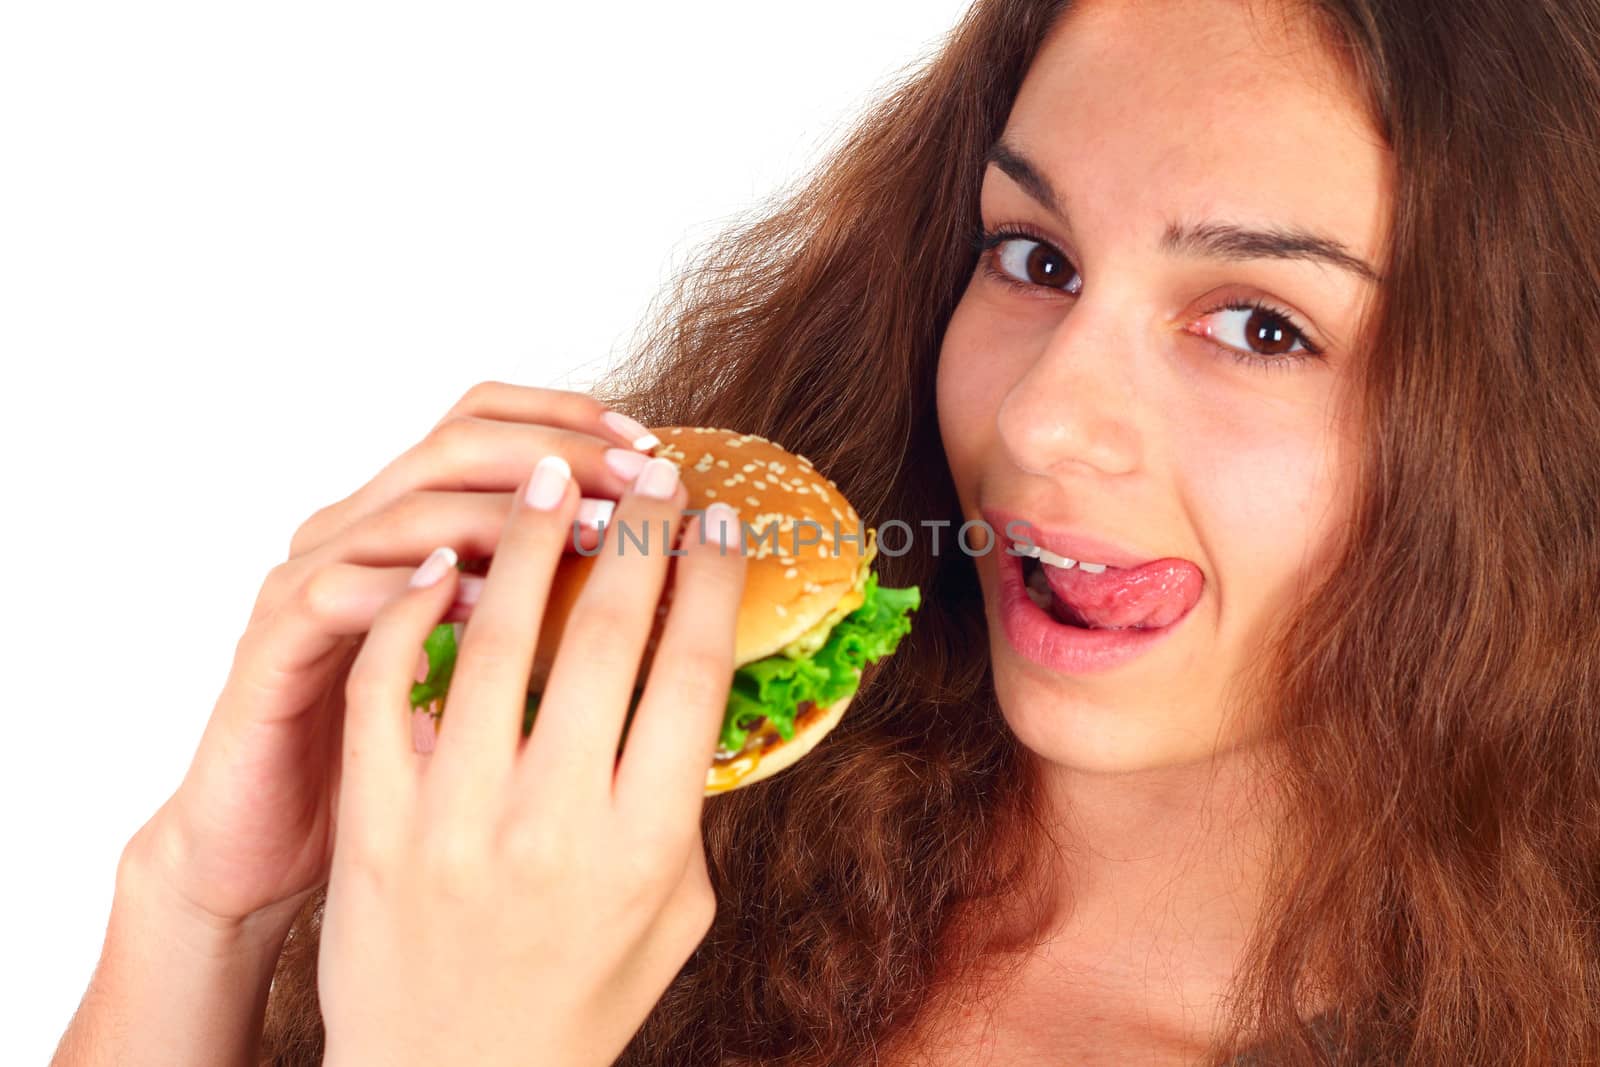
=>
[990,740,1290,1048]
[1035,738,1283,954]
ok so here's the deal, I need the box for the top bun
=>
[646,426,868,663]
[529,427,870,683]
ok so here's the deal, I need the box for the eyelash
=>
[968,221,1325,373]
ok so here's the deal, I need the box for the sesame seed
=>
[745,496,760,506]
[705,488,717,497]
[741,463,758,472]
[753,480,767,490]
[726,439,744,448]
[785,567,798,578]
[716,459,730,468]
[775,604,787,616]
[723,478,738,487]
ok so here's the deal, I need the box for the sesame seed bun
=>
[525,427,873,794]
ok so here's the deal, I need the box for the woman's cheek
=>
[1193,413,1349,635]
[935,309,1012,477]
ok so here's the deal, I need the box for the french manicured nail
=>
[455,573,485,605]
[605,447,650,481]
[576,497,615,528]
[706,501,740,549]
[633,456,680,499]
[524,455,571,510]
[410,546,458,588]
[601,410,661,451]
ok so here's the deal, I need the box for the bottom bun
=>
[704,695,852,795]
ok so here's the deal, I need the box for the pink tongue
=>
[1042,557,1204,630]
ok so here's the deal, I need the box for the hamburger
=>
[407,426,921,794]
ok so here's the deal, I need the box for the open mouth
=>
[1020,553,1155,631]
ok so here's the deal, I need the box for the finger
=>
[255,488,628,631]
[614,502,746,820]
[301,490,619,570]
[290,418,655,560]
[519,456,689,801]
[339,545,461,831]
[228,562,481,726]
[426,455,580,808]
[432,381,661,453]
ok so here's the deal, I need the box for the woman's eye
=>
[988,236,1083,295]
[1192,303,1318,358]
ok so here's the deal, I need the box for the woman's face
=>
[938,0,1390,773]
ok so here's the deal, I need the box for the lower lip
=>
[995,548,1195,674]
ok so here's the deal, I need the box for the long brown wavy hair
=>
[259,1,1600,1062]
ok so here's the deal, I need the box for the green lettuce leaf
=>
[717,570,920,753]
[410,622,459,710]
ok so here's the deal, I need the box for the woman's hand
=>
[124,383,663,939]
[317,452,746,1067]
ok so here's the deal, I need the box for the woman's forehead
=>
[997,0,1391,282]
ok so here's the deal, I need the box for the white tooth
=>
[1076,561,1108,574]
[1011,541,1042,558]
[1036,548,1078,569]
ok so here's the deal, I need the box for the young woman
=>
[53,0,1600,1063]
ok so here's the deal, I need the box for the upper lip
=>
[980,506,1180,571]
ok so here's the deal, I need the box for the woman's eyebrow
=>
[985,140,1068,218]
[983,139,1382,285]
[1162,219,1382,284]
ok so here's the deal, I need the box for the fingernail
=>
[524,454,571,510]
[455,573,485,605]
[605,447,650,481]
[601,410,661,452]
[415,650,431,684]
[412,709,438,754]
[576,496,616,528]
[634,456,680,499]
[706,501,740,550]
[410,546,457,588]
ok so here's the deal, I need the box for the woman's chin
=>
[989,657,1235,776]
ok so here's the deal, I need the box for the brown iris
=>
[1244,307,1297,355]
[1023,244,1072,287]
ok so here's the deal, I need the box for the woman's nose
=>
[994,310,1142,481]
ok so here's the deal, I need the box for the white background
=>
[1,2,974,1057]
